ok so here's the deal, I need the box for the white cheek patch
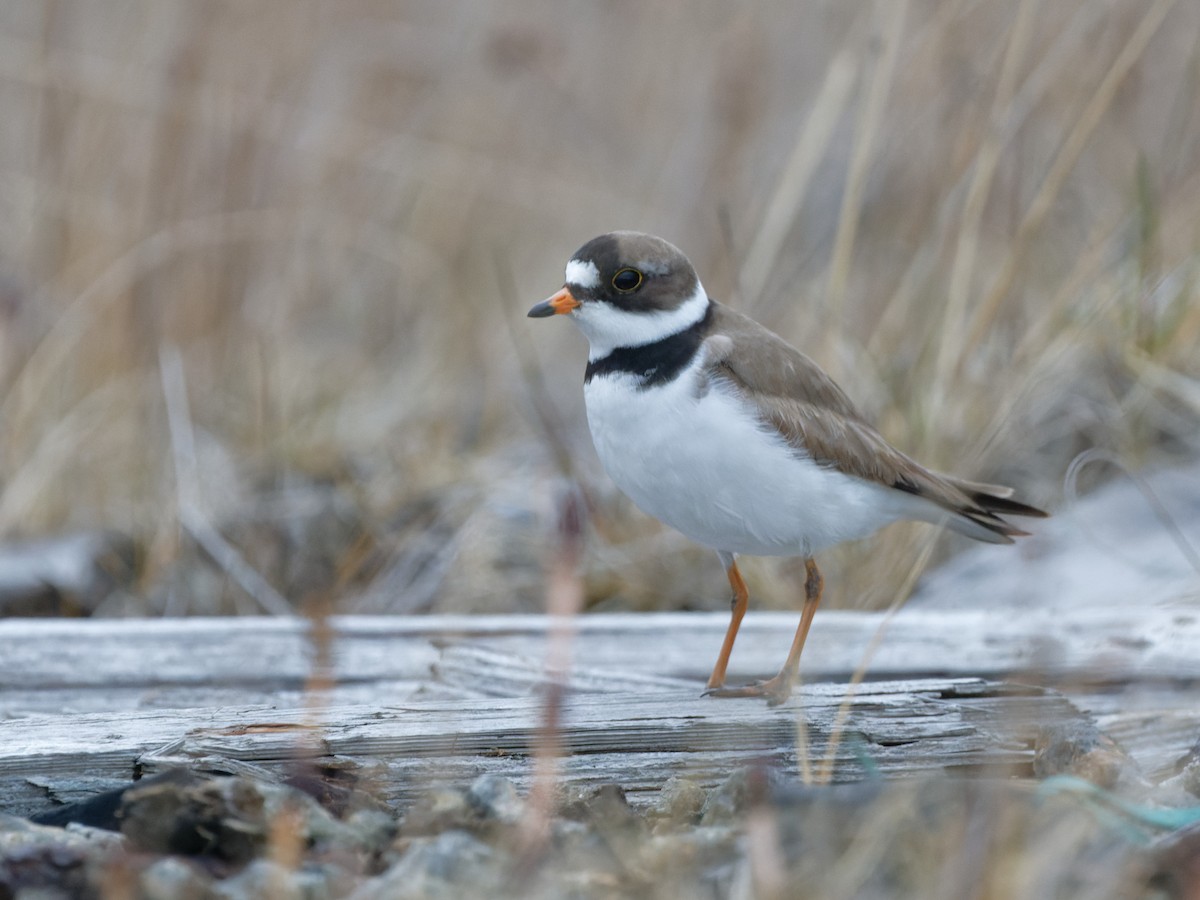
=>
[576,280,710,360]
[565,258,600,290]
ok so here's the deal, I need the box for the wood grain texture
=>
[1,611,1195,817]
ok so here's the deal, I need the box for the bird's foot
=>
[703,673,794,706]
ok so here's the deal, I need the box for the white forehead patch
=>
[565,258,600,290]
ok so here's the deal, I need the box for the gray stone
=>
[398,788,471,837]
[1033,723,1142,790]
[464,774,524,824]
[352,830,497,900]
[559,784,638,829]
[139,856,212,900]
[213,860,297,900]
[651,776,706,827]
[700,769,760,826]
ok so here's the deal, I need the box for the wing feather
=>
[701,302,1046,540]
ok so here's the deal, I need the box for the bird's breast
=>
[582,367,903,556]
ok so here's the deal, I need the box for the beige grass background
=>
[0,0,1198,616]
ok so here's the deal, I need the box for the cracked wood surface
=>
[0,611,1196,816]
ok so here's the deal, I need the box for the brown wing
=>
[706,302,865,421]
[704,302,1046,540]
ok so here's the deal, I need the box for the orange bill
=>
[527,287,581,317]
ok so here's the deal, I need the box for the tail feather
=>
[951,477,1015,499]
[948,483,1047,544]
[944,511,1028,544]
[963,489,1049,520]
[904,474,1048,545]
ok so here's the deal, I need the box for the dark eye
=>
[611,268,643,293]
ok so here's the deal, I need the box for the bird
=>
[528,231,1047,704]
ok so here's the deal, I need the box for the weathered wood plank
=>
[2,608,1197,699]
[2,611,1196,820]
[1,677,1070,816]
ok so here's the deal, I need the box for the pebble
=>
[1033,722,1142,789]
[1175,738,1200,799]
[352,830,497,900]
[559,784,638,829]
[213,861,301,900]
[701,768,760,826]
[399,788,471,837]
[119,773,268,862]
[465,774,525,824]
[651,776,706,827]
[139,856,212,900]
[0,813,125,899]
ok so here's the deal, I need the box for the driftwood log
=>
[1,610,1197,816]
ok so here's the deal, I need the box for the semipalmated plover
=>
[529,231,1046,704]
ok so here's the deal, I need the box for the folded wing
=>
[704,302,1047,543]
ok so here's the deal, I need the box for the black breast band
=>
[584,303,713,389]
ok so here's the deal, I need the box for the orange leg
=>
[706,558,824,706]
[704,559,750,691]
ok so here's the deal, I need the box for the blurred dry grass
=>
[0,0,1198,615]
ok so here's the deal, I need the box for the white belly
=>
[583,368,903,557]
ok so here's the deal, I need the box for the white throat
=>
[573,281,710,360]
